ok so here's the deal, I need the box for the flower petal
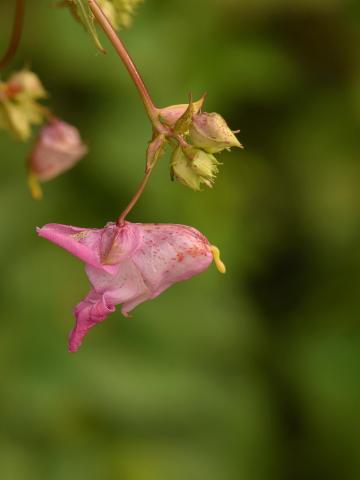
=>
[37,223,117,273]
[69,259,151,350]
[86,258,150,314]
[132,223,213,298]
[38,220,218,352]
[100,222,142,264]
[69,291,115,352]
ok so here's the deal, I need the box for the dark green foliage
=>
[0,0,359,479]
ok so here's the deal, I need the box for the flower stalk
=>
[0,0,25,71]
[88,0,160,127]
[88,0,169,223]
[88,0,242,218]
[116,167,152,225]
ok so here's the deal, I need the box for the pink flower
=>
[27,118,88,199]
[37,221,225,352]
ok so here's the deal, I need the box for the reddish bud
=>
[7,70,47,100]
[28,119,88,198]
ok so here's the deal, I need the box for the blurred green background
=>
[1,0,360,479]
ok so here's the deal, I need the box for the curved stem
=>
[88,0,164,223]
[117,168,153,225]
[0,0,25,71]
[88,0,159,126]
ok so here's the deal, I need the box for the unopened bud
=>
[190,112,242,153]
[99,0,144,29]
[192,149,219,180]
[8,70,47,100]
[0,70,49,141]
[170,147,220,191]
[1,101,31,140]
[27,119,88,198]
[171,147,202,191]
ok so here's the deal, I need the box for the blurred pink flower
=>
[28,118,87,199]
[37,221,225,352]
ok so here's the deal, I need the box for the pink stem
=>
[88,0,165,224]
[117,168,152,225]
[88,0,159,125]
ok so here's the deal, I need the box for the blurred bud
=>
[159,95,206,128]
[190,112,242,153]
[0,100,47,141]
[0,70,49,141]
[170,146,219,191]
[27,119,88,199]
[99,0,144,29]
[60,0,143,52]
[1,101,31,140]
[98,1,117,27]
[7,70,47,100]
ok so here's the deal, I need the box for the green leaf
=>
[60,0,106,53]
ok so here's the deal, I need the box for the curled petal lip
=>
[69,294,116,352]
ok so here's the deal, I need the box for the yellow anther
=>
[27,172,43,200]
[210,245,226,274]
